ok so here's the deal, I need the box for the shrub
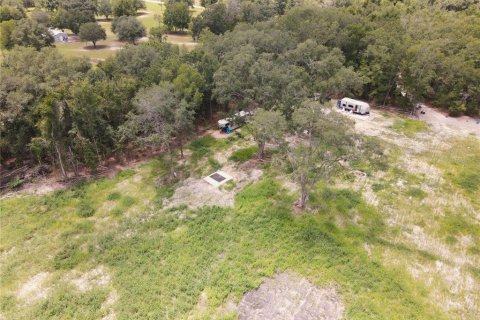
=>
[121,195,136,207]
[77,201,95,217]
[228,146,258,162]
[208,157,221,171]
[188,136,216,161]
[53,243,82,269]
[107,192,122,201]
[111,207,124,216]
[7,176,22,189]
[448,103,466,117]
[117,169,135,179]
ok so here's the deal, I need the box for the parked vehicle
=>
[218,110,251,132]
[337,98,370,115]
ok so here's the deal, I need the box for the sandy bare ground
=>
[418,105,480,137]
[17,272,51,304]
[238,272,344,320]
[164,177,235,209]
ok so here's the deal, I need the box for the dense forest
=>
[1,0,479,177]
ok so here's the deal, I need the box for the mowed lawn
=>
[56,2,200,61]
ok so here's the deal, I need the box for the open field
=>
[55,2,200,61]
[1,108,479,319]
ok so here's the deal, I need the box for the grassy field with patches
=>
[1,111,479,319]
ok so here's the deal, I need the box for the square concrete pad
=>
[203,170,233,187]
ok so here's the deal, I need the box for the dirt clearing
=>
[164,177,234,209]
[418,105,480,137]
[238,272,344,320]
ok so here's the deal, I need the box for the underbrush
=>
[228,146,258,163]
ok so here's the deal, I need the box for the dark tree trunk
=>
[299,183,308,210]
[167,143,176,181]
[54,142,67,180]
[179,138,184,159]
[257,141,265,160]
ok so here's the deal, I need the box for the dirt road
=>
[418,105,480,137]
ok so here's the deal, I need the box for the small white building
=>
[337,97,370,115]
[48,28,68,43]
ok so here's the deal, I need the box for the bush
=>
[111,206,124,216]
[107,192,122,200]
[77,201,95,217]
[117,169,135,179]
[208,157,221,171]
[188,136,217,161]
[121,195,136,207]
[53,243,82,269]
[7,176,22,189]
[228,146,257,162]
[448,103,466,117]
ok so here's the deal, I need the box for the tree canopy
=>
[163,2,191,32]
[112,15,146,44]
[79,22,107,48]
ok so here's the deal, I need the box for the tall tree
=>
[163,2,191,32]
[79,22,107,48]
[10,18,54,50]
[98,0,113,20]
[118,83,194,179]
[0,5,25,22]
[112,0,143,17]
[111,15,145,44]
[172,64,205,111]
[36,89,72,179]
[248,109,287,160]
[281,101,356,210]
[0,20,15,49]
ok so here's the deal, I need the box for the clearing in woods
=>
[0,107,479,319]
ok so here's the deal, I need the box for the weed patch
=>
[107,192,121,201]
[229,146,258,163]
[391,118,428,135]
[77,201,95,218]
[53,243,84,270]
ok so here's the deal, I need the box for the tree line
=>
[1,0,479,187]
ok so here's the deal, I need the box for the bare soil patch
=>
[69,265,111,292]
[165,177,234,209]
[238,272,344,320]
[17,272,51,304]
[418,105,480,137]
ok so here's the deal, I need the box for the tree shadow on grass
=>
[83,45,110,50]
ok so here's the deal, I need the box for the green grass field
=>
[1,113,479,319]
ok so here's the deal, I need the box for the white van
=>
[337,98,370,115]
